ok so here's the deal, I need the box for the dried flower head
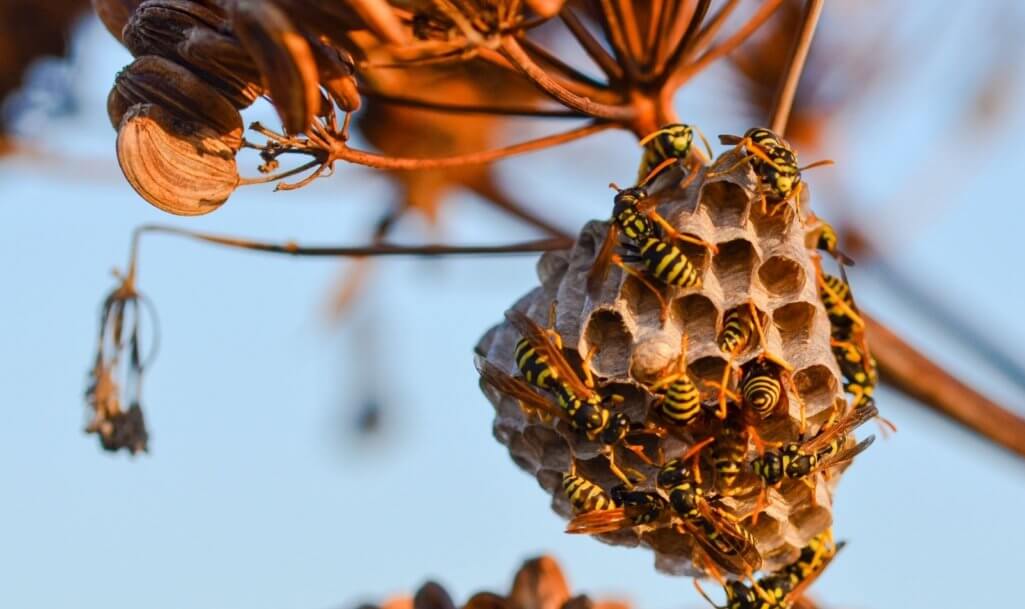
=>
[85,271,155,455]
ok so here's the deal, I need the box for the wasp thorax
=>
[477,141,876,577]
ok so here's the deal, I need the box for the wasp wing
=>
[505,309,596,399]
[808,435,876,476]
[587,223,619,297]
[801,402,878,455]
[477,360,570,425]
[565,508,631,535]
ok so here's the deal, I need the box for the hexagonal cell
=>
[630,334,678,383]
[773,301,816,346]
[701,180,750,228]
[688,355,730,389]
[583,309,632,378]
[622,274,669,324]
[537,250,570,291]
[712,239,758,296]
[524,425,570,469]
[674,294,719,348]
[758,255,806,297]
[793,364,840,418]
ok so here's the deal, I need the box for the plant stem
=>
[560,8,625,82]
[770,0,825,134]
[359,88,586,117]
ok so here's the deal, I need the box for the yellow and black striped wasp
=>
[562,461,618,515]
[713,127,833,220]
[587,185,718,322]
[637,123,713,185]
[478,310,657,484]
[750,402,877,514]
[697,529,844,609]
[806,213,854,267]
[647,334,717,430]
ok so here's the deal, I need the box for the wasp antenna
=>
[609,182,622,192]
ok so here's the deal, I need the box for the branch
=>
[517,36,611,93]
[346,0,409,44]
[560,8,625,82]
[657,0,710,85]
[499,38,634,120]
[770,0,825,134]
[688,0,741,59]
[614,0,643,62]
[596,0,642,81]
[359,88,586,117]
[328,121,613,169]
[131,225,574,259]
[670,0,784,88]
[866,314,1025,461]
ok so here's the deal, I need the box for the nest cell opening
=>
[792,364,841,418]
[772,301,817,347]
[758,255,806,298]
[712,239,758,296]
[673,293,719,347]
[583,309,633,378]
[701,180,750,228]
[622,274,669,323]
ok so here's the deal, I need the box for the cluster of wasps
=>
[479,123,883,608]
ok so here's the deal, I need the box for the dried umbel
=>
[476,152,868,577]
[85,273,153,455]
[116,103,239,215]
[231,0,320,134]
[363,556,627,609]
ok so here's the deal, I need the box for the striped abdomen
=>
[514,338,557,391]
[741,369,782,419]
[819,273,857,325]
[718,309,755,354]
[713,426,748,492]
[562,472,615,513]
[656,376,702,426]
[638,238,701,288]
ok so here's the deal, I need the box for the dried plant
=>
[71,1,1025,607]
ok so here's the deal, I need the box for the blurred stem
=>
[128,225,574,263]
[597,0,642,80]
[687,0,741,64]
[499,38,634,119]
[560,8,625,82]
[670,0,784,88]
[347,0,409,44]
[358,88,586,117]
[866,314,1025,461]
[657,0,710,86]
[518,36,611,93]
[770,0,825,134]
[329,121,613,169]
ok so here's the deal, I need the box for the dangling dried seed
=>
[91,0,144,42]
[108,55,243,146]
[311,38,361,112]
[116,103,239,216]
[232,0,320,134]
[177,27,264,109]
[122,0,228,58]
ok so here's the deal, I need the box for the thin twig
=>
[651,0,685,76]
[688,0,742,58]
[770,0,825,134]
[499,38,634,120]
[867,314,1025,461]
[657,0,711,85]
[670,0,784,88]
[329,121,613,169]
[131,224,574,258]
[347,0,409,44]
[359,88,586,117]
[463,176,573,239]
[560,8,625,82]
[597,0,643,81]
[615,0,644,61]
[517,36,611,93]
[643,0,667,67]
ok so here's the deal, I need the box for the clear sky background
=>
[2,5,1025,609]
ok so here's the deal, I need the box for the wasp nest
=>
[476,151,861,577]
[362,556,627,609]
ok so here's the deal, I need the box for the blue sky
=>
[2,7,1025,609]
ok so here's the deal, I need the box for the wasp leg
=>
[613,254,669,323]
[682,436,716,484]
[605,449,642,488]
[647,213,719,253]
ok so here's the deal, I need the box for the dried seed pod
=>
[116,103,239,216]
[476,153,855,576]
[122,0,227,58]
[178,27,263,108]
[232,0,319,134]
[108,55,242,146]
[92,0,144,42]
[311,38,361,112]
[509,556,570,609]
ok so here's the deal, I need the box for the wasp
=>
[636,123,713,185]
[739,358,789,420]
[711,413,754,497]
[562,462,618,515]
[714,128,833,220]
[564,487,669,535]
[697,530,844,609]
[751,402,877,512]
[657,459,763,577]
[806,213,854,266]
[478,310,657,485]
[648,334,711,429]
[587,186,717,321]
